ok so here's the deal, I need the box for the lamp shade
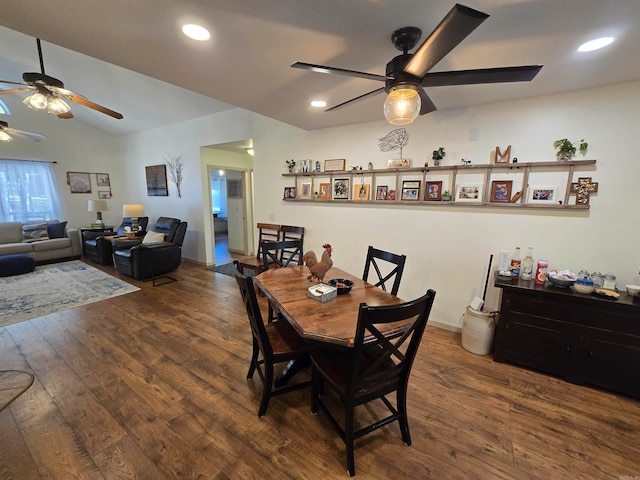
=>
[88,199,108,212]
[383,86,421,125]
[123,204,144,218]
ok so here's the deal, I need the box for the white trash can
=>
[461,306,496,355]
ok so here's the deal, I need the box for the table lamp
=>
[123,204,144,232]
[88,199,108,226]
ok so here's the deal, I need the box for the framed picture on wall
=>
[98,191,112,199]
[300,182,312,199]
[318,183,331,200]
[401,180,420,200]
[145,165,169,196]
[527,186,558,204]
[376,185,388,200]
[333,178,350,200]
[67,172,92,194]
[353,183,370,201]
[456,184,483,202]
[490,180,512,203]
[284,186,296,199]
[425,181,442,201]
[96,173,110,186]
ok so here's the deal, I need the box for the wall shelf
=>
[282,159,597,210]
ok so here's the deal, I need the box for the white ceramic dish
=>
[573,283,594,294]
[625,284,640,296]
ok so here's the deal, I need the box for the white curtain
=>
[0,159,62,222]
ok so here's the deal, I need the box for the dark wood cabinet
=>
[494,275,640,399]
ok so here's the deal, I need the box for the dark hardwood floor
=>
[1,260,639,479]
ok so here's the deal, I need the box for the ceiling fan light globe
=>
[46,96,71,115]
[0,130,12,142]
[383,87,421,125]
[23,92,48,110]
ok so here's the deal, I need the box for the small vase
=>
[556,152,573,161]
[433,158,441,166]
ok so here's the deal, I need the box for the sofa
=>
[0,220,82,264]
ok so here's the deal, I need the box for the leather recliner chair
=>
[112,217,187,280]
[82,216,149,265]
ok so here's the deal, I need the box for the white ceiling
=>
[1,0,639,136]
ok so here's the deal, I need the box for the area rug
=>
[0,260,140,328]
[209,262,237,277]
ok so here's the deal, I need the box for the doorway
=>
[202,141,255,267]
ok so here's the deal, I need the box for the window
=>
[211,177,228,217]
[0,159,62,222]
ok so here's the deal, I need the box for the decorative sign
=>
[570,177,598,205]
[324,159,346,171]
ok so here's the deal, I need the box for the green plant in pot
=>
[432,147,446,166]
[553,138,588,161]
[441,190,452,201]
[285,159,296,172]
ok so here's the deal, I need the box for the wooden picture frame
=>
[324,159,346,172]
[490,180,513,203]
[333,178,350,200]
[425,181,442,201]
[527,186,559,204]
[318,183,331,200]
[401,180,420,201]
[387,189,396,200]
[456,184,483,202]
[376,185,388,200]
[353,183,370,201]
[283,186,296,199]
[96,173,110,186]
[300,182,312,199]
[67,172,91,194]
[98,191,112,199]
[145,165,169,196]
[387,158,411,168]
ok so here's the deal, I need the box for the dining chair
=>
[362,246,407,296]
[310,289,436,476]
[233,266,312,417]
[279,225,305,265]
[260,239,305,321]
[236,223,281,276]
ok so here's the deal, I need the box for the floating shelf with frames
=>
[282,159,597,210]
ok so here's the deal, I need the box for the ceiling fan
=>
[0,38,123,120]
[292,3,542,125]
[0,120,46,142]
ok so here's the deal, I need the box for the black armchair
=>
[112,218,187,281]
[82,216,149,265]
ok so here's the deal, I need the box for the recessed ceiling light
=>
[578,37,614,52]
[182,24,211,41]
[310,100,327,108]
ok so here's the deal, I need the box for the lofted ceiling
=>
[1,0,639,136]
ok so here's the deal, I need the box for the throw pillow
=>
[22,222,50,243]
[142,230,165,244]
[47,221,68,239]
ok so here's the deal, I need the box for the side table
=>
[80,225,115,234]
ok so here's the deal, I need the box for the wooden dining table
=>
[253,265,408,385]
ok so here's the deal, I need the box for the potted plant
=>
[285,159,296,173]
[441,190,452,201]
[553,138,588,161]
[432,147,446,166]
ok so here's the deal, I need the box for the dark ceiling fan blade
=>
[404,4,489,79]
[325,87,386,112]
[418,89,437,115]
[423,65,543,87]
[292,62,389,82]
[49,86,123,119]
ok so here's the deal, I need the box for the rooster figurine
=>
[303,243,333,283]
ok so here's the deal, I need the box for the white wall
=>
[252,81,640,329]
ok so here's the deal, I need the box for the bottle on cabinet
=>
[510,247,521,278]
[521,247,534,280]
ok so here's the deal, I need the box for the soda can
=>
[535,260,548,285]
